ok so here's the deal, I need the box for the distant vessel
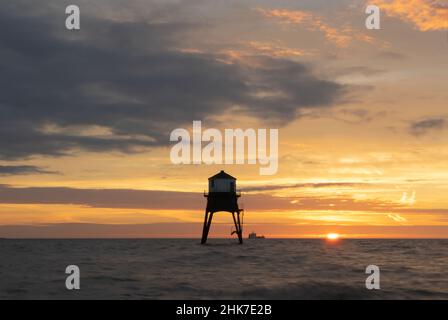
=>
[248,232,265,239]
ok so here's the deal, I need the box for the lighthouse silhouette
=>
[201,170,243,244]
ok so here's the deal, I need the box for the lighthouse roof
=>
[209,170,236,180]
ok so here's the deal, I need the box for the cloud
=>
[0,165,57,176]
[334,108,388,124]
[376,0,448,31]
[257,8,375,48]
[301,107,388,125]
[0,2,346,160]
[387,214,407,222]
[331,66,386,77]
[1,185,447,219]
[242,182,370,192]
[377,51,407,60]
[0,184,401,212]
[399,191,416,205]
[0,184,296,211]
[220,41,308,60]
[410,117,447,135]
[0,185,202,210]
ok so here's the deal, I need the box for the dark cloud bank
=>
[0,2,346,161]
[0,184,439,214]
[0,165,56,176]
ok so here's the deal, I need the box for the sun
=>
[326,233,340,240]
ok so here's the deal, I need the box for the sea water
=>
[0,239,447,299]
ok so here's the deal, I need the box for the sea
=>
[0,239,447,300]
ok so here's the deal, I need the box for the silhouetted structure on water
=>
[201,171,243,244]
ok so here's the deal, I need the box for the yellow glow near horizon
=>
[1,1,448,239]
[326,233,340,240]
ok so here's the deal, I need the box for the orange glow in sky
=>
[0,1,447,239]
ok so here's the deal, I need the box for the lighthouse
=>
[201,170,243,244]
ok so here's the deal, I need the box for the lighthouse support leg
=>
[201,211,213,244]
[232,212,243,244]
[237,211,243,244]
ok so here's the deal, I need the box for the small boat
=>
[248,232,265,239]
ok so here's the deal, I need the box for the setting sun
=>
[326,233,340,240]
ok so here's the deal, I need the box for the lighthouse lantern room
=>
[208,170,236,193]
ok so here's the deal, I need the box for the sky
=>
[0,0,447,238]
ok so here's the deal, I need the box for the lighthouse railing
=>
[203,189,242,197]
